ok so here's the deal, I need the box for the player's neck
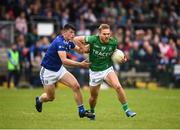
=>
[99,38,108,44]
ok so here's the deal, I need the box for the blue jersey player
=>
[35,24,95,119]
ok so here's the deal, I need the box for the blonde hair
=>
[98,24,110,32]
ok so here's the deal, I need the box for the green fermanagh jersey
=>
[85,35,118,71]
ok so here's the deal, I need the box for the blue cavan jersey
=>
[41,35,75,72]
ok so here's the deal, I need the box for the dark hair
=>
[63,24,76,31]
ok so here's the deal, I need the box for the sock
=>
[78,104,85,114]
[122,103,129,112]
[38,97,41,103]
[90,108,95,113]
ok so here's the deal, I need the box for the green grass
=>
[0,87,180,129]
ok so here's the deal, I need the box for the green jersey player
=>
[74,24,136,120]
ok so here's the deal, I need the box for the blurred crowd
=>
[0,0,180,87]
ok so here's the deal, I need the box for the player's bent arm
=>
[73,36,86,45]
[58,51,81,67]
[73,36,87,51]
[73,45,83,54]
[114,49,128,64]
[58,51,89,68]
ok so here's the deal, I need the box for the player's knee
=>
[72,83,80,92]
[90,96,97,102]
[114,84,122,92]
[90,92,98,100]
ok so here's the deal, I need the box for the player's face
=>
[64,29,75,41]
[99,29,111,43]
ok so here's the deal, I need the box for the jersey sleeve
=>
[69,42,75,49]
[85,35,96,44]
[57,42,75,52]
[111,37,118,50]
[57,42,66,51]
[114,38,118,48]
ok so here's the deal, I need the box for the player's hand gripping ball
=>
[112,49,126,63]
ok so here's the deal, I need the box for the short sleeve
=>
[57,42,75,52]
[85,35,96,44]
[69,42,75,49]
[57,43,66,51]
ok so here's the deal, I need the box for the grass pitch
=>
[0,87,180,129]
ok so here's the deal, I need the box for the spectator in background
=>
[76,14,91,36]
[84,8,97,24]
[2,9,15,21]
[114,26,124,45]
[157,37,171,85]
[167,39,177,64]
[28,1,41,16]
[7,44,20,88]
[129,40,141,71]
[16,34,30,84]
[77,23,91,36]
[11,0,28,17]
[30,40,42,70]
[26,25,39,47]
[151,34,161,79]
[151,34,161,61]
[29,39,42,86]
[39,36,50,57]
[61,8,69,27]
[142,41,157,78]
[159,37,170,66]
[15,11,28,35]
[176,38,180,63]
